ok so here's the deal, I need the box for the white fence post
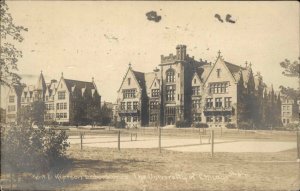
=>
[211,130,214,158]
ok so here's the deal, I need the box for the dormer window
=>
[194,79,196,84]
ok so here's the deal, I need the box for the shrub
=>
[194,123,209,128]
[285,123,299,131]
[115,120,127,128]
[238,121,252,130]
[2,124,70,174]
[225,123,236,129]
[176,120,191,128]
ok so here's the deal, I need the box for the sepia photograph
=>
[0,1,299,190]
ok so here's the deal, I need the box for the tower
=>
[34,71,46,101]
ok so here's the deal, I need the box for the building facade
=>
[281,97,298,126]
[6,72,101,125]
[117,45,280,128]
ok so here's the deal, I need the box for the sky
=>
[1,1,299,107]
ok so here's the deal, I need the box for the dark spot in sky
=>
[226,14,236,24]
[207,48,209,51]
[31,50,35,52]
[146,11,161,23]
[104,34,119,42]
[165,27,169,29]
[214,14,223,23]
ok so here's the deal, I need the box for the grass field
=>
[1,128,300,191]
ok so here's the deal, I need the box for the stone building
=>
[117,45,280,128]
[281,96,298,126]
[6,72,101,125]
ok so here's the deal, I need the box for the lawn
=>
[1,128,299,191]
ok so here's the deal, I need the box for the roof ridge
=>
[64,78,93,83]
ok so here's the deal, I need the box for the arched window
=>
[166,69,175,83]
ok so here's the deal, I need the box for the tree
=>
[100,103,112,125]
[280,58,300,77]
[0,1,28,86]
[279,86,299,100]
[18,101,46,126]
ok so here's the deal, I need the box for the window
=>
[127,116,131,122]
[217,69,221,78]
[9,96,15,103]
[194,79,196,84]
[283,119,286,123]
[192,86,200,96]
[215,116,222,122]
[165,107,176,115]
[151,89,160,97]
[287,119,289,124]
[58,91,66,100]
[56,103,60,110]
[8,105,16,112]
[46,96,49,101]
[215,98,222,108]
[123,89,136,98]
[209,82,228,94]
[121,116,125,122]
[150,114,158,122]
[166,69,175,83]
[206,116,213,122]
[193,113,201,122]
[192,99,201,109]
[121,102,125,110]
[64,103,67,109]
[150,101,159,109]
[225,115,232,122]
[206,98,213,108]
[224,97,232,108]
[133,116,138,122]
[127,102,132,110]
[128,78,131,86]
[166,85,175,101]
[21,97,25,102]
[63,113,67,118]
[133,102,138,110]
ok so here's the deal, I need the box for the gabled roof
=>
[195,65,212,82]
[224,61,245,81]
[145,71,161,90]
[145,72,156,90]
[11,85,24,97]
[64,79,96,93]
[132,70,145,89]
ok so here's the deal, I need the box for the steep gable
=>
[191,72,202,86]
[149,77,160,90]
[204,56,237,84]
[118,66,144,93]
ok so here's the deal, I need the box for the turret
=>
[176,44,187,60]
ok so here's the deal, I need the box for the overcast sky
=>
[1,1,299,107]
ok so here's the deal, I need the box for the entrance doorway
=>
[167,117,174,125]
